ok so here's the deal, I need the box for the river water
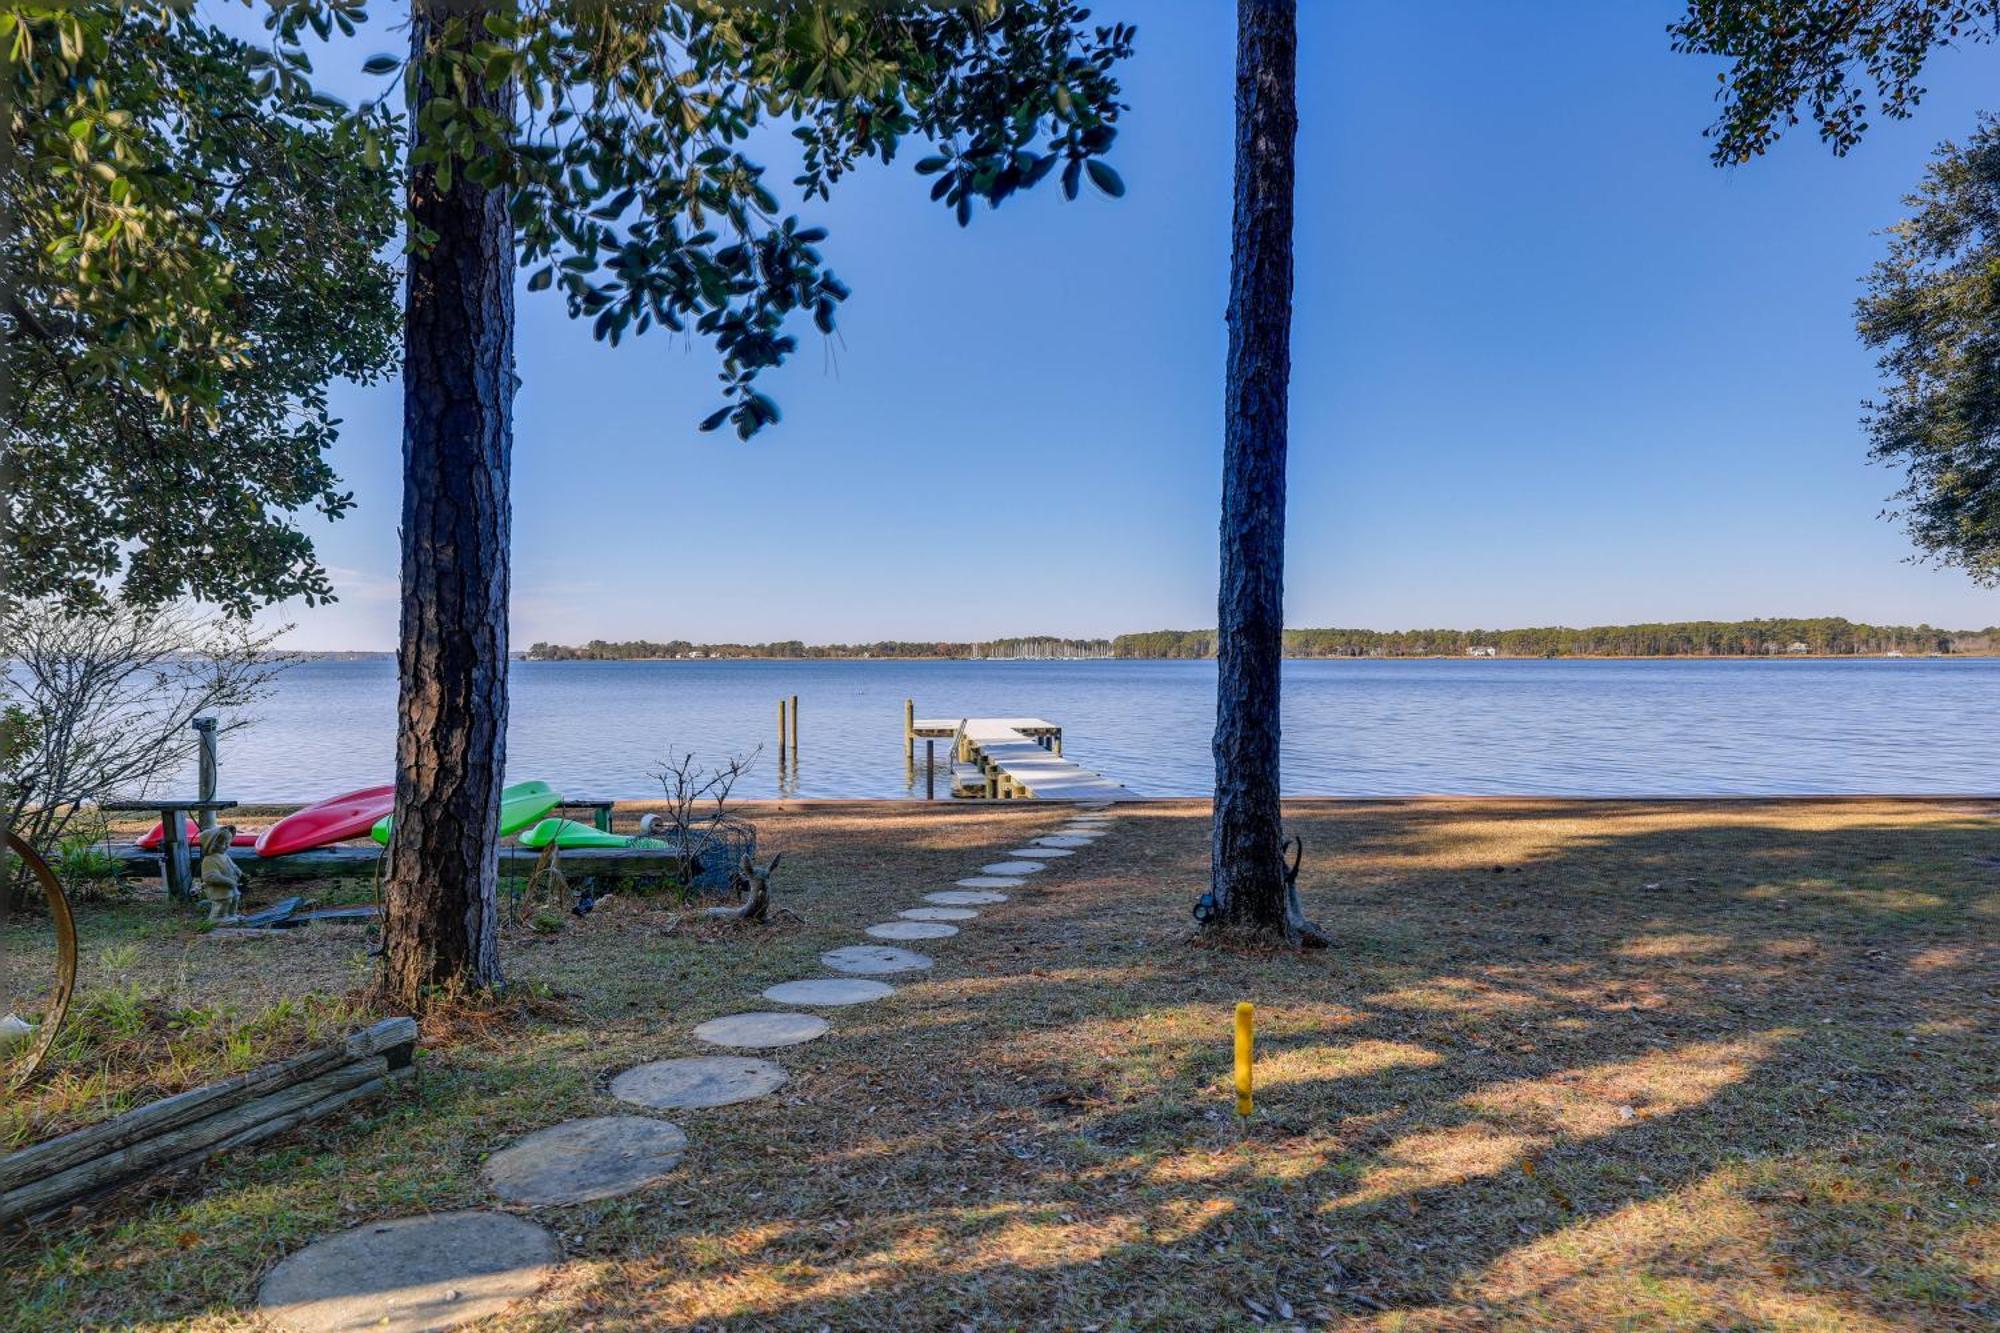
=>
[177,656,1999,802]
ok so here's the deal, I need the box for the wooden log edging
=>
[0,1017,415,1224]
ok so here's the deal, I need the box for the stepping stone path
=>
[761,978,895,1006]
[693,1012,829,1048]
[483,1115,688,1206]
[822,944,933,974]
[266,798,1141,1312]
[259,1210,560,1333]
[612,1056,788,1109]
[867,920,958,940]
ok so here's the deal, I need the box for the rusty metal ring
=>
[4,831,77,1091]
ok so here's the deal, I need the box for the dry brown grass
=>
[5,798,1996,1330]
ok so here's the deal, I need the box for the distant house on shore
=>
[1786,642,1810,654]
[1466,645,1498,658]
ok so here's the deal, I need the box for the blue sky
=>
[257,3,2000,649]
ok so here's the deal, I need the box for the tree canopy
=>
[373,0,1133,438]
[1857,115,2000,585]
[2,2,400,614]
[1669,1,1999,164]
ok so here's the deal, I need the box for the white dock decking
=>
[910,716,1133,801]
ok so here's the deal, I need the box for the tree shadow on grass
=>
[522,801,1995,1329]
[14,801,1992,1330]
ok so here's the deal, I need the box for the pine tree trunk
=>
[1210,0,1298,939]
[381,2,514,1007]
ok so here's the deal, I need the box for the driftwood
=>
[704,853,781,923]
[0,1016,415,1224]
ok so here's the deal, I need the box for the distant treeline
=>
[1114,618,1999,659]
[523,637,1113,661]
[525,619,1998,662]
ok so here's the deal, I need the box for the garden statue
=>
[198,824,243,921]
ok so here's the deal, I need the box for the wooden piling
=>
[904,698,915,760]
[790,694,799,753]
[925,740,936,800]
[777,698,787,765]
[193,717,219,831]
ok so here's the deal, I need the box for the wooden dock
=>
[909,715,1133,801]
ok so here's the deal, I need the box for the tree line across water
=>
[527,617,1997,662]
[1117,619,1997,659]
[524,637,1117,661]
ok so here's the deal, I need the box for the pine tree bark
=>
[1210,0,1303,940]
[381,1,513,1007]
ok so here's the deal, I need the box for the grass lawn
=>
[4,798,1995,1330]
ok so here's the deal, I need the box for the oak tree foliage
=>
[3,2,401,613]
[1857,115,2000,584]
[354,0,1134,437]
[1670,1,1999,163]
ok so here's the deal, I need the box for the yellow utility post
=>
[1234,1002,1255,1118]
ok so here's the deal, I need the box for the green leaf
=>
[1085,160,1124,198]
[362,54,399,75]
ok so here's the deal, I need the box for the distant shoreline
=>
[288,651,1997,663]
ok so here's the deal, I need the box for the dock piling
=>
[777,698,788,766]
[790,694,800,754]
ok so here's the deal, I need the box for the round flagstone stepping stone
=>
[1035,836,1095,849]
[611,1056,788,1110]
[866,919,959,940]
[981,861,1045,875]
[901,906,977,921]
[957,875,1024,889]
[762,978,895,1006]
[1009,846,1072,858]
[484,1116,687,1206]
[926,889,1007,905]
[693,1011,829,1048]
[259,1210,559,1333]
[822,944,933,974]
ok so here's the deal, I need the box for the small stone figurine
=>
[198,824,243,921]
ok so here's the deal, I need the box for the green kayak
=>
[370,780,563,845]
[517,817,668,852]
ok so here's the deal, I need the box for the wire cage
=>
[502,816,759,923]
[678,816,758,893]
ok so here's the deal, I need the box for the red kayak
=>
[136,821,257,852]
[254,784,396,858]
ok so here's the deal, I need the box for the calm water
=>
[178,656,1999,802]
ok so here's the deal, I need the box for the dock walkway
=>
[911,716,1133,801]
